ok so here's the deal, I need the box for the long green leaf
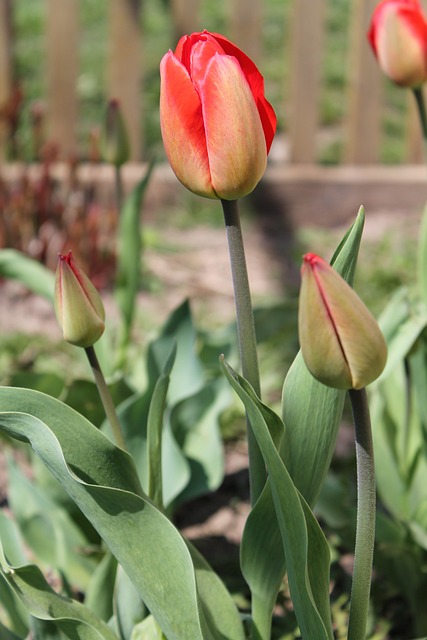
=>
[0,547,117,640]
[282,205,365,506]
[115,162,154,338]
[0,387,243,640]
[240,208,365,636]
[221,360,333,640]
[7,459,96,591]
[0,249,55,300]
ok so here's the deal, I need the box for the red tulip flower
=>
[298,253,387,390]
[160,30,277,200]
[368,0,427,87]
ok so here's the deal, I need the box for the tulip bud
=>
[100,99,130,167]
[160,30,277,200]
[54,251,105,348]
[368,0,427,87]
[298,253,387,390]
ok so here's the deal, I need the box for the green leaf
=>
[0,387,239,640]
[187,542,246,640]
[114,565,147,640]
[0,548,118,640]
[417,202,427,308]
[84,551,117,622]
[221,360,333,640]
[170,380,229,506]
[0,512,29,636]
[0,249,55,300]
[281,206,365,506]
[147,342,176,507]
[7,459,96,591]
[130,616,165,640]
[0,620,22,640]
[115,164,154,339]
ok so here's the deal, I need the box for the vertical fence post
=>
[229,0,262,64]
[0,0,12,161]
[107,0,142,161]
[288,0,325,164]
[344,0,382,164]
[46,0,78,157]
[170,0,200,42]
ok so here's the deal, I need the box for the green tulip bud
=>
[54,251,105,348]
[298,253,387,390]
[100,99,130,167]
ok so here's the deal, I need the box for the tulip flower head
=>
[160,30,277,200]
[298,254,387,390]
[368,0,427,87]
[54,251,105,348]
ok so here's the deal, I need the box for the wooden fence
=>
[0,0,425,165]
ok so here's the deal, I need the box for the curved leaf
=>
[222,360,333,640]
[0,249,55,300]
[0,544,117,640]
[282,205,365,506]
[0,388,206,640]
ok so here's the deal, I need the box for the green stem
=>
[115,165,124,213]
[85,346,126,450]
[413,87,427,166]
[347,388,376,640]
[221,199,265,505]
[250,594,273,640]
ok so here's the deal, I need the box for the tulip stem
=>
[85,345,127,450]
[115,165,124,213]
[347,387,376,640]
[413,87,427,147]
[221,199,265,505]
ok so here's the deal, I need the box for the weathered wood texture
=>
[0,0,421,164]
[107,0,142,160]
[289,0,325,163]
[46,0,79,157]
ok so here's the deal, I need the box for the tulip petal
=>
[299,261,353,390]
[368,0,427,87]
[209,33,277,152]
[54,258,105,348]
[160,52,214,198]
[300,255,387,390]
[198,54,267,200]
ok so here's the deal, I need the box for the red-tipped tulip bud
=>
[160,30,277,200]
[100,99,130,167]
[54,252,105,348]
[298,253,387,390]
[368,0,427,87]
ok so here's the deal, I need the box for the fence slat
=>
[288,0,325,164]
[107,0,142,161]
[170,0,200,42]
[229,0,262,64]
[344,0,382,164]
[0,0,12,161]
[46,0,78,157]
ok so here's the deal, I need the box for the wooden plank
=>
[288,0,325,163]
[107,0,142,161]
[0,0,12,161]
[344,0,382,164]
[46,0,78,157]
[229,0,262,63]
[170,0,200,42]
